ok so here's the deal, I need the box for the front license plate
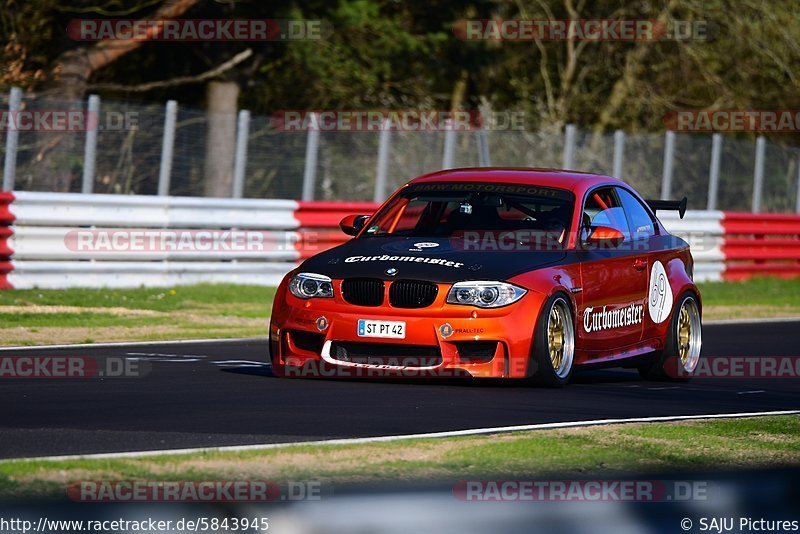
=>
[357,319,406,339]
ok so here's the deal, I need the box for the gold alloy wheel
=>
[678,306,691,364]
[547,298,574,379]
[676,297,702,373]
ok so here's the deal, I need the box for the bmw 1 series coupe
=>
[269,168,701,386]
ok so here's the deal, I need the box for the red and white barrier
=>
[295,201,379,260]
[0,191,798,288]
[0,192,14,289]
[722,213,800,280]
[4,192,301,289]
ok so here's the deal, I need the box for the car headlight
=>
[289,273,334,299]
[446,281,526,308]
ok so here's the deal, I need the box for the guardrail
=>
[723,213,800,280]
[11,191,299,229]
[5,192,301,288]
[0,192,797,288]
[658,211,725,282]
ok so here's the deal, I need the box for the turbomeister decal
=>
[648,260,674,324]
[583,303,643,333]
[345,255,464,268]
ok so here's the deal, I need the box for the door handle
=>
[633,258,647,271]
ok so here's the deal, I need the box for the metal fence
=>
[3,88,800,212]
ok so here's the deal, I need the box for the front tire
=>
[639,292,702,380]
[529,294,575,387]
[270,356,286,378]
[269,325,286,378]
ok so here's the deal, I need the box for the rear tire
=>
[529,293,575,387]
[638,292,702,381]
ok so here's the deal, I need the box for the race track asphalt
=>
[0,320,798,459]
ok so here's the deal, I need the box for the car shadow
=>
[218,364,271,377]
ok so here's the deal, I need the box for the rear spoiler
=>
[646,197,687,219]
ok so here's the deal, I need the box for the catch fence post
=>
[157,100,178,196]
[301,112,320,201]
[232,109,250,198]
[2,87,22,191]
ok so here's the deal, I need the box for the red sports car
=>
[269,168,702,386]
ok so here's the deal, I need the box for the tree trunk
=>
[203,81,240,198]
[36,49,94,192]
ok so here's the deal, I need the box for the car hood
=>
[298,236,566,283]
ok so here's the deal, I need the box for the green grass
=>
[0,278,799,346]
[0,284,275,315]
[1,415,797,499]
[0,284,275,346]
[698,277,800,308]
[698,277,800,320]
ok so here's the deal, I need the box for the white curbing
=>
[3,410,798,463]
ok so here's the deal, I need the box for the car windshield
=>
[361,182,574,249]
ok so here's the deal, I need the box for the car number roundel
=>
[648,260,673,324]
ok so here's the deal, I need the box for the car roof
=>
[407,167,623,194]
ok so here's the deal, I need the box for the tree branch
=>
[88,48,253,92]
[85,0,201,72]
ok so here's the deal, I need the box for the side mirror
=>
[339,214,370,236]
[584,225,625,249]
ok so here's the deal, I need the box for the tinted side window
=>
[583,187,630,240]
[617,188,657,239]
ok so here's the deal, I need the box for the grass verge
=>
[0,415,798,499]
[1,278,799,346]
[0,284,275,346]
[698,277,800,320]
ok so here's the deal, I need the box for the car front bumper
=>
[269,287,546,379]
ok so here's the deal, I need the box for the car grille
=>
[330,341,442,367]
[341,278,384,306]
[389,280,439,308]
